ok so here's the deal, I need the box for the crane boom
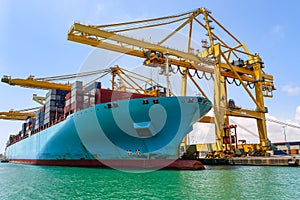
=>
[1,75,71,91]
[0,110,36,121]
[67,18,273,85]
[0,67,163,121]
[1,69,111,91]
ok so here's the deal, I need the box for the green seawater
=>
[0,163,299,200]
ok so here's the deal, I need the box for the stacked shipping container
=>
[64,92,72,117]
[6,80,156,146]
[70,81,83,113]
[84,82,101,108]
[44,89,68,125]
[34,106,45,130]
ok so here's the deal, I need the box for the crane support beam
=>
[1,76,71,91]
[68,23,274,87]
[0,111,35,121]
[199,108,266,123]
[0,112,35,117]
[226,108,265,119]
[68,34,146,58]
[32,94,46,105]
[68,23,214,65]
[199,116,214,123]
[0,116,28,121]
[146,56,273,83]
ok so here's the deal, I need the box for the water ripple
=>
[0,164,299,199]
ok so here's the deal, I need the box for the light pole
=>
[282,125,286,143]
[282,125,290,154]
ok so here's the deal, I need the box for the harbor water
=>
[0,163,299,199]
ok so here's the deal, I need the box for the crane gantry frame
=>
[67,7,275,150]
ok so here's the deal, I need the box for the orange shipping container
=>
[290,149,298,154]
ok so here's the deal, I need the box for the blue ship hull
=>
[5,96,211,169]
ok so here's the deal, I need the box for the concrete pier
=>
[228,156,300,166]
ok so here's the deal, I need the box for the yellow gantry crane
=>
[67,7,275,150]
[1,67,163,122]
[1,69,113,91]
[0,107,38,121]
[1,67,162,95]
[1,75,71,91]
[110,65,167,96]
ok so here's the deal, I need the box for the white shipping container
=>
[71,81,83,89]
[71,90,83,96]
[71,95,83,103]
[66,99,71,106]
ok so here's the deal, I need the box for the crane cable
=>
[36,69,110,81]
[212,105,300,131]
[10,107,40,113]
[95,9,195,32]
[177,67,214,81]
[109,16,191,33]
[170,66,259,90]
[229,118,258,138]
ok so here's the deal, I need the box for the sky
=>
[1,0,300,152]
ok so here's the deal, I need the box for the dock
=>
[200,156,299,167]
[228,156,299,166]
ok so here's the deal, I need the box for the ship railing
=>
[7,117,67,147]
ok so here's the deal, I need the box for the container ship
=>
[4,80,212,170]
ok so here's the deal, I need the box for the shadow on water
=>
[204,165,240,170]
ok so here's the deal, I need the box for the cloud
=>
[282,85,300,96]
[189,106,300,145]
[271,24,285,39]
[232,111,300,143]
[272,24,283,33]
[294,106,300,121]
[0,0,8,30]
[96,3,104,13]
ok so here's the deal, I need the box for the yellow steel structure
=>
[1,67,163,122]
[1,69,111,91]
[68,8,275,150]
[1,67,162,97]
[32,94,46,105]
[0,107,37,121]
[110,65,166,96]
[1,75,71,91]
